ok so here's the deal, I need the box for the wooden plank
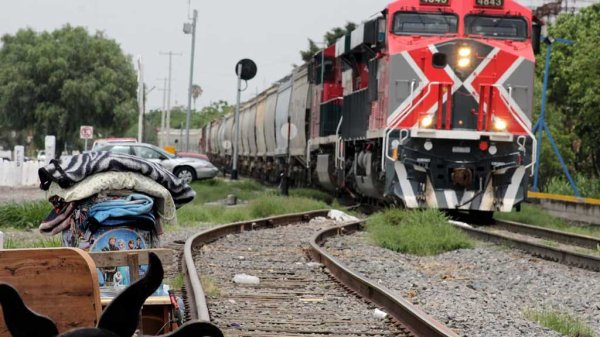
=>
[0,248,101,336]
[88,248,173,268]
[127,253,140,282]
[101,296,171,306]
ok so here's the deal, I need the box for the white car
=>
[94,142,219,184]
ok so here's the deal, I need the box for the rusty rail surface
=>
[183,210,459,337]
[494,219,600,250]
[309,222,460,337]
[452,221,600,272]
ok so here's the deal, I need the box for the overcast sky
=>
[0,0,395,111]
[0,0,574,112]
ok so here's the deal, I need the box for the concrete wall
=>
[0,161,43,187]
[528,192,600,226]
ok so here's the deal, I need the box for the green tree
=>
[127,100,233,145]
[299,22,357,62]
[543,5,600,178]
[0,25,138,154]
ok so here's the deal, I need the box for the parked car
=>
[91,138,137,151]
[94,142,219,184]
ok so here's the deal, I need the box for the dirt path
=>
[0,186,46,204]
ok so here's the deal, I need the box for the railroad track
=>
[180,210,459,337]
[452,219,600,271]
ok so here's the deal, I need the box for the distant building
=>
[520,0,599,24]
[157,128,202,153]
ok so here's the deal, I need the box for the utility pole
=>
[159,51,182,146]
[136,56,144,142]
[157,78,168,147]
[183,9,198,152]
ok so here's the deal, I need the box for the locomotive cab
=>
[382,0,537,212]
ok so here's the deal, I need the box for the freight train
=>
[202,0,541,216]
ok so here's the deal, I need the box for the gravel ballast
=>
[325,232,599,337]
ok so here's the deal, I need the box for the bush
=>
[546,175,600,199]
[367,208,473,256]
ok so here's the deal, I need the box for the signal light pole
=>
[231,59,257,180]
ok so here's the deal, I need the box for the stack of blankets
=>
[37,152,195,288]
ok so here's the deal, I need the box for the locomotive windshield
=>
[465,15,527,40]
[392,12,458,35]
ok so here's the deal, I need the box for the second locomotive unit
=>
[204,0,540,216]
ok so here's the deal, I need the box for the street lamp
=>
[183,9,198,152]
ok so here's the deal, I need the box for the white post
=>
[45,135,56,165]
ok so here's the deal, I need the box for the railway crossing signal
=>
[232,59,257,180]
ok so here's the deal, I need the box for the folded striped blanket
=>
[39,152,195,207]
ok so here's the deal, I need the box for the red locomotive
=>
[205,0,540,216]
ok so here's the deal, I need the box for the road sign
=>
[80,126,94,139]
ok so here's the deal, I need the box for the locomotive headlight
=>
[458,47,472,58]
[421,115,434,128]
[457,57,471,68]
[493,117,508,131]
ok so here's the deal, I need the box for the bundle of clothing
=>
[38,152,196,288]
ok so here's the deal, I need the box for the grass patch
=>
[495,204,600,237]
[200,276,221,298]
[366,208,473,256]
[0,201,52,230]
[165,273,184,291]
[248,195,328,218]
[289,188,334,204]
[175,178,331,228]
[175,194,329,228]
[3,236,62,249]
[524,309,595,337]
[188,178,267,204]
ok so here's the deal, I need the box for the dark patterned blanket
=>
[39,152,195,207]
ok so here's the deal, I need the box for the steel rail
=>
[181,210,329,321]
[494,219,600,250]
[182,210,458,337]
[452,221,600,272]
[308,222,460,337]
